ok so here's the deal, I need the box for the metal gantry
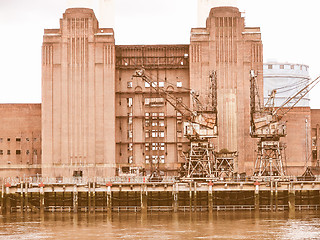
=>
[250,70,320,177]
[133,69,234,181]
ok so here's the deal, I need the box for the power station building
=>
[0,7,318,179]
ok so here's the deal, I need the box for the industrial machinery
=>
[250,70,320,177]
[133,69,228,180]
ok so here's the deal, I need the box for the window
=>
[159,131,165,138]
[128,143,133,151]
[145,119,150,127]
[0,138,3,143]
[128,156,133,164]
[128,130,133,139]
[16,138,21,142]
[7,150,10,155]
[145,82,150,88]
[268,65,272,69]
[159,155,165,163]
[177,81,182,88]
[152,143,158,150]
[16,150,21,155]
[159,82,164,88]
[177,130,182,138]
[26,150,30,155]
[145,143,150,151]
[280,65,284,69]
[145,155,150,164]
[127,81,133,88]
[0,150,3,155]
[159,112,165,120]
[145,131,150,138]
[145,98,164,107]
[152,122,158,127]
[152,155,158,164]
[7,138,10,142]
[33,150,37,155]
[128,113,133,125]
[159,120,165,127]
[145,112,150,117]
[151,82,157,87]
[160,143,165,151]
[127,98,133,107]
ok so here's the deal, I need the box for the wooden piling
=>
[73,185,78,213]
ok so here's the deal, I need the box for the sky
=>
[0,0,319,107]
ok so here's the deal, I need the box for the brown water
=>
[0,211,320,240]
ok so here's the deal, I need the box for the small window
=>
[145,155,150,164]
[177,81,182,88]
[145,131,150,138]
[26,150,30,155]
[144,98,150,105]
[151,82,157,87]
[280,65,284,69]
[7,150,10,155]
[0,150,3,155]
[128,130,133,139]
[127,98,133,107]
[127,81,133,88]
[159,155,165,163]
[128,156,133,164]
[16,150,21,155]
[33,150,37,155]
[159,82,164,88]
[128,143,133,151]
[268,65,272,69]
[7,138,10,142]
[145,82,150,88]
[159,120,165,127]
[16,138,21,142]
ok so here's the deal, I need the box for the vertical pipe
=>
[93,182,96,213]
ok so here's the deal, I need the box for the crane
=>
[133,69,228,180]
[250,69,320,177]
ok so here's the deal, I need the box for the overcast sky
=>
[0,0,319,107]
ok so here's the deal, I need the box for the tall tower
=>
[198,0,238,27]
[42,8,116,178]
[190,7,263,173]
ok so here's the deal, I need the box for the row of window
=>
[0,138,38,143]
[127,155,165,164]
[127,81,183,88]
[266,64,308,71]
[0,149,37,155]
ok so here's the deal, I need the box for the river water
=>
[0,211,320,240]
